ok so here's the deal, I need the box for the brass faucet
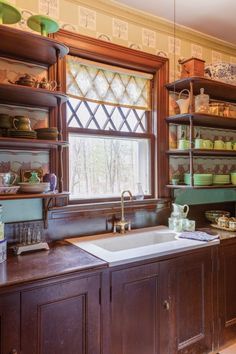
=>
[113,190,133,234]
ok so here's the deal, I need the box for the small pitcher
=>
[13,116,32,131]
[171,203,189,218]
[0,172,17,186]
[176,89,190,114]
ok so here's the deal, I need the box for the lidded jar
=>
[195,88,210,113]
[0,205,4,241]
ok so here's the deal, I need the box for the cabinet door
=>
[21,274,101,354]
[167,248,213,354]
[219,243,236,347]
[0,292,20,354]
[110,262,166,354]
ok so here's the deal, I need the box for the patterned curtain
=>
[66,55,153,111]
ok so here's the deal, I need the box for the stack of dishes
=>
[231,172,236,185]
[213,174,230,185]
[8,129,37,139]
[184,173,213,186]
[35,127,58,140]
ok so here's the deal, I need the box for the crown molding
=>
[69,0,236,56]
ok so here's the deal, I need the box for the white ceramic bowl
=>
[18,182,50,193]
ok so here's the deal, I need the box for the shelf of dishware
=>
[166,184,236,190]
[166,149,236,157]
[0,191,70,201]
[166,76,236,103]
[0,25,69,65]
[0,137,68,149]
[0,83,68,108]
[166,113,236,130]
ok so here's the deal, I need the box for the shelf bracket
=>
[42,196,54,229]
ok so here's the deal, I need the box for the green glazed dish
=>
[27,14,59,36]
[0,0,21,24]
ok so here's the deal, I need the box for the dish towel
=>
[178,231,219,242]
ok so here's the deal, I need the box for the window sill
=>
[49,198,170,220]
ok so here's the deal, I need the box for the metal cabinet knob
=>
[163,300,170,311]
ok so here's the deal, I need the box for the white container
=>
[0,239,7,263]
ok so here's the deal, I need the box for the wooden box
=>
[179,57,205,78]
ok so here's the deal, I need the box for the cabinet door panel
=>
[0,292,20,354]
[111,263,161,354]
[219,244,236,347]
[21,274,101,354]
[168,249,213,354]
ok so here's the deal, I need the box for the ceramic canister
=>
[43,173,57,191]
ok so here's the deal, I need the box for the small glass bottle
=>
[195,88,210,113]
[135,183,144,200]
[0,205,4,241]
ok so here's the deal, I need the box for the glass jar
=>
[0,205,4,241]
[195,88,210,113]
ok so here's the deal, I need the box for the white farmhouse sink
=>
[66,225,219,266]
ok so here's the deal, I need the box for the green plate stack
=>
[213,174,230,185]
[184,173,213,186]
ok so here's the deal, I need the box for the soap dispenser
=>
[195,88,209,113]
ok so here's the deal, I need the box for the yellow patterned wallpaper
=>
[7,0,236,82]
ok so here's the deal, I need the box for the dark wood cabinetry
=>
[21,273,101,354]
[110,262,163,354]
[219,241,236,348]
[166,248,214,354]
[109,247,214,354]
[0,292,20,354]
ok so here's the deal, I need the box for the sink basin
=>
[92,231,176,252]
[66,226,219,266]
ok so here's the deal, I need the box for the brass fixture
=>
[113,190,133,234]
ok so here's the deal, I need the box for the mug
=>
[178,139,190,150]
[0,172,17,186]
[214,140,225,150]
[195,138,204,149]
[182,219,196,232]
[13,116,32,131]
[225,141,233,150]
[203,140,213,149]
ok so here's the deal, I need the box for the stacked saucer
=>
[213,174,230,185]
[184,173,213,186]
[8,129,37,139]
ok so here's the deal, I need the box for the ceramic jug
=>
[171,203,189,218]
[13,116,32,131]
[0,172,17,186]
[176,89,190,114]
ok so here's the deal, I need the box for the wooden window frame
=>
[53,30,170,205]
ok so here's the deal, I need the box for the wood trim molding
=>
[54,29,170,199]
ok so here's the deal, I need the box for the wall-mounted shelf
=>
[0,137,68,149]
[166,113,236,130]
[166,77,236,103]
[0,25,69,65]
[0,83,68,108]
[166,149,236,157]
[166,184,236,190]
[0,191,69,201]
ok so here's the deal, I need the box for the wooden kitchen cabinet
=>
[110,262,167,354]
[166,247,214,354]
[109,247,214,354]
[218,241,236,348]
[21,273,101,354]
[0,292,20,354]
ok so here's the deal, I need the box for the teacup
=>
[178,139,190,150]
[225,141,233,150]
[203,139,213,149]
[195,138,204,149]
[214,140,225,150]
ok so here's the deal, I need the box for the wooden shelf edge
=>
[167,149,236,157]
[0,192,70,201]
[166,184,236,190]
[0,137,69,149]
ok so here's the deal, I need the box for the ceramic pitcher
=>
[13,116,32,131]
[171,203,190,218]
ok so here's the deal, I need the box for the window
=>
[66,55,154,201]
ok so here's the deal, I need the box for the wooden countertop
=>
[0,241,107,289]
